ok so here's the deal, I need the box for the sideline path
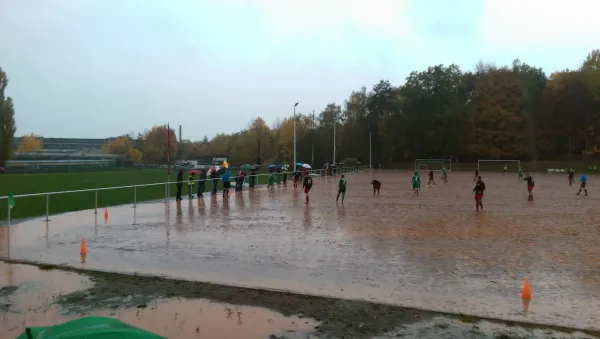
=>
[1,171,599,331]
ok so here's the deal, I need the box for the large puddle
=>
[1,170,599,331]
[0,262,316,338]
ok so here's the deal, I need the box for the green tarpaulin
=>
[17,316,165,339]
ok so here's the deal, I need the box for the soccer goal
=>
[477,159,521,172]
[414,159,452,172]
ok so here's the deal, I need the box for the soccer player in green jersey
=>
[336,175,347,203]
[518,165,524,180]
[412,171,421,195]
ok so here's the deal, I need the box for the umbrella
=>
[252,164,261,169]
[209,166,221,174]
[268,164,277,169]
[302,163,312,169]
[295,162,303,166]
[17,316,165,339]
[188,169,200,175]
[324,162,330,166]
[241,164,254,171]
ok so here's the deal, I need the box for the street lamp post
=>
[369,132,372,170]
[293,102,299,173]
[333,111,336,166]
[311,110,315,167]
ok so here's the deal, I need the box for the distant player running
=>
[576,172,588,196]
[503,164,508,174]
[303,174,313,204]
[473,176,485,212]
[427,169,436,186]
[518,166,524,180]
[568,168,575,186]
[441,166,448,183]
[336,175,346,203]
[412,171,421,195]
[474,168,479,182]
[371,180,381,195]
[523,173,535,201]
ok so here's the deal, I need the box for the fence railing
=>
[1,165,370,224]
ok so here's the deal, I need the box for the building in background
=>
[8,137,119,174]
[13,137,108,154]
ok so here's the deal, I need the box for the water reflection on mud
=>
[0,262,315,339]
[2,171,600,330]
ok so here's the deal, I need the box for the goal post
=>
[477,159,521,172]
[414,159,452,172]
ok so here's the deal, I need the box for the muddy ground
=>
[1,261,598,339]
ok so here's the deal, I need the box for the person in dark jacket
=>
[249,169,256,188]
[236,170,245,191]
[276,167,282,184]
[222,167,232,197]
[210,170,219,195]
[282,166,288,184]
[187,173,195,199]
[197,169,207,196]
[176,170,183,201]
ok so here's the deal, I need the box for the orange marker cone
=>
[521,278,531,299]
[103,208,108,219]
[80,239,87,255]
[522,297,530,313]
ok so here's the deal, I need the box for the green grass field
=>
[0,170,277,220]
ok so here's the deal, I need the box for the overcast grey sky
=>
[1,0,598,140]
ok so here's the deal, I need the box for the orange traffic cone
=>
[522,297,530,313]
[80,239,87,255]
[103,208,108,219]
[521,278,531,299]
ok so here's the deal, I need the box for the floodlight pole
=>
[369,132,372,170]
[333,110,336,165]
[293,102,298,173]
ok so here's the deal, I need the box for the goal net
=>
[414,159,452,172]
[477,160,521,172]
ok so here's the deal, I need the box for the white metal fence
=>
[0,165,370,225]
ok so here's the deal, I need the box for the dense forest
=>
[12,50,600,167]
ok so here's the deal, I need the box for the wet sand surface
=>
[2,262,598,339]
[1,170,600,334]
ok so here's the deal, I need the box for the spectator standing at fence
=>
[236,169,245,191]
[176,170,183,201]
[268,169,276,189]
[293,170,301,188]
[282,166,288,184]
[276,167,282,184]
[210,170,219,195]
[249,169,256,188]
[187,173,195,199]
[197,169,207,196]
[222,166,232,197]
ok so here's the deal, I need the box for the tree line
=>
[127,49,599,166]
[2,49,600,167]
